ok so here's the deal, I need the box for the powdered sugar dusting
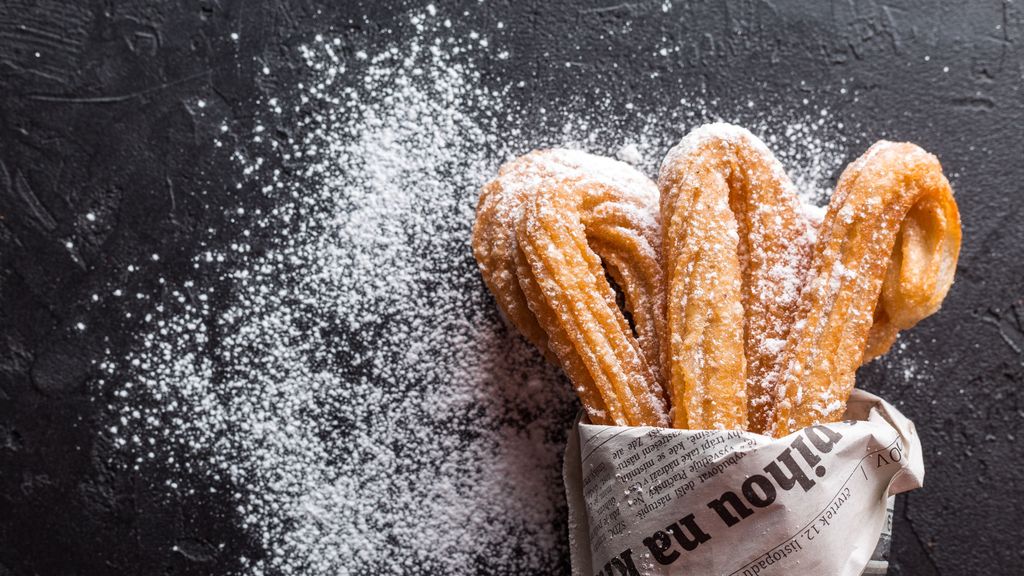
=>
[616,142,645,166]
[96,7,854,574]
[101,14,575,575]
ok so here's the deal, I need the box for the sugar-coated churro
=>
[473,126,961,437]
[771,141,961,436]
[474,149,669,426]
[658,124,817,432]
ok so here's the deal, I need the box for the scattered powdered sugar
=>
[96,7,855,575]
[799,202,827,226]
[762,338,787,355]
[616,142,645,166]
[102,16,577,575]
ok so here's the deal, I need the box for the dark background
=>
[1,0,1022,574]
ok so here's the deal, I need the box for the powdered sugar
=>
[616,143,644,166]
[97,6,854,575]
[102,16,577,574]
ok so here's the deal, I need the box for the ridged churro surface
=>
[659,124,817,432]
[473,150,668,426]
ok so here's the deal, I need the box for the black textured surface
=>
[1,1,1022,575]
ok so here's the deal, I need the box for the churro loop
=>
[659,124,816,432]
[474,150,669,426]
[772,141,961,436]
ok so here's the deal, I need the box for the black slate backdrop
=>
[1,0,1022,574]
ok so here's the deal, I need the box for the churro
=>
[473,150,669,426]
[473,126,960,437]
[771,141,961,436]
[658,124,817,432]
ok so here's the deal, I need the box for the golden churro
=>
[658,124,817,432]
[474,125,960,437]
[473,149,669,426]
[772,141,961,436]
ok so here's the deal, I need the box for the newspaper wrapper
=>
[564,390,923,576]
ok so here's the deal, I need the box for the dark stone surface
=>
[0,0,1022,574]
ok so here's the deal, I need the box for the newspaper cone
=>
[564,390,922,576]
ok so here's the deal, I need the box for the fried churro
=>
[658,124,818,432]
[771,141,961,436]
[473,150,668,426]
[473,125,960,437]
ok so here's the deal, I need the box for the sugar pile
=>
[99,7,851,575]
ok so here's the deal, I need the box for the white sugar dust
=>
[98,7,852,576]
